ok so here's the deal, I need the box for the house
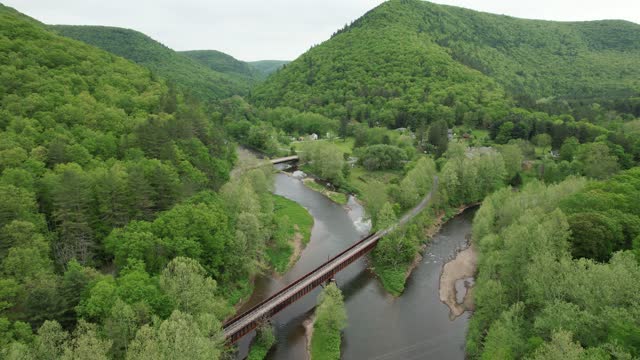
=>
[309,133,318,140]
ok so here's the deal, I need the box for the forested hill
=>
[51,25,251,102]
[181,49,256,81]
[181,50,289,82]
[252,0,640,126]
[400,2,640,105]
[248,60,290,79]
[0,3,238,351]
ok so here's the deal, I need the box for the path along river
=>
[235,171,475,359]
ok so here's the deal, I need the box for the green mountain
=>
[248,60,290,79]
[181,49,255,79]
[51,25,250,102]
[0,1,237,333]
[181,50,289,82]
[252,0,640,126]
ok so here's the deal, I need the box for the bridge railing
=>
[223,231,378,329]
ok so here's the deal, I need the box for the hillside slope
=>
[0,0,237,313]
[181,49,255,80]
[51,25,250,102]
[181,50,289,82]
[0,5,259,358]
[248,60,290,79]
[409,2,640,103]
[252,0,640,125]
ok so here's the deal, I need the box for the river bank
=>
[233,172,369,359]
[404,203,480,287]
[439,244,477,320]
[303,314,315,359]
[301,178,349,205]
[268,194,314,274]
[234,169,475,359]
[340,208,477,359]
[225,148,314,320]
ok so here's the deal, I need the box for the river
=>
[235,172,475,359]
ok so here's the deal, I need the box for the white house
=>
[309,133,319,140]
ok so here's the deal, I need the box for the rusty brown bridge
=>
[223,176,438,344]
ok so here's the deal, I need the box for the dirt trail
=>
[439,245,477,319]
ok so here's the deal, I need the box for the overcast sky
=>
[4,0,640,61]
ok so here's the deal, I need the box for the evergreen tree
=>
[427,120,449,157]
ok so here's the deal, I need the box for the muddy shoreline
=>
[439,245,477,319]
[402,204,479,286]
[303,314,315,360]
[286,230,304,272]
[301,178,346,204]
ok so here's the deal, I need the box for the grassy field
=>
[348,166,402,193]
[471,129,489,140]
[266,195,314,273]
[273,194,313,243]
[291,137,355,154]
[327,137,355,154]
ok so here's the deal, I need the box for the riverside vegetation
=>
[310,283,347,360]
[468,170,640,358]
[1,0,640,359]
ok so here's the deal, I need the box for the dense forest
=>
[180,50,285,83]
[50,25,253,102]
[468,171,640,358]
[252,0,640,124]
[1,0,640,359]
[0,4,309,359]
[247,60,290,79]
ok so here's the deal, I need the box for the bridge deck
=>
[270,155,299,164]
[223,231,380,339]
[223,176,438,343]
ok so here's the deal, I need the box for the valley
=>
[0,0,639,359]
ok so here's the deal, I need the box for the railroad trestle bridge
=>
[222,168,438,344]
